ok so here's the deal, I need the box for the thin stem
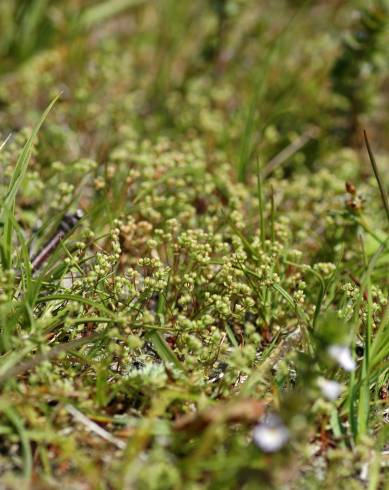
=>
[364,130,389,226]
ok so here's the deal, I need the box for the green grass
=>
[0,1,388,489]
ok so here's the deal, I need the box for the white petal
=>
[328,345,356,372]
[317,377,343,400]
[253,417,289,452]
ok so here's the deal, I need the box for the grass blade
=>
[147,330,184,371]
[2,407,32,481]
[256,157,265,248]
[79,0,145,29]
[146,293,184,371]
[0,133,12,152]
[0,95,59,269]
[237,7,305,182]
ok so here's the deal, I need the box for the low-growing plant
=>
[0,1,388,489]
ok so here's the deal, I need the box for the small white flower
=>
[317,377,343,401]
[328,344,356,372]
[253,414,289,453]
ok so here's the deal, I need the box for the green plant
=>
[0,2,388,488]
